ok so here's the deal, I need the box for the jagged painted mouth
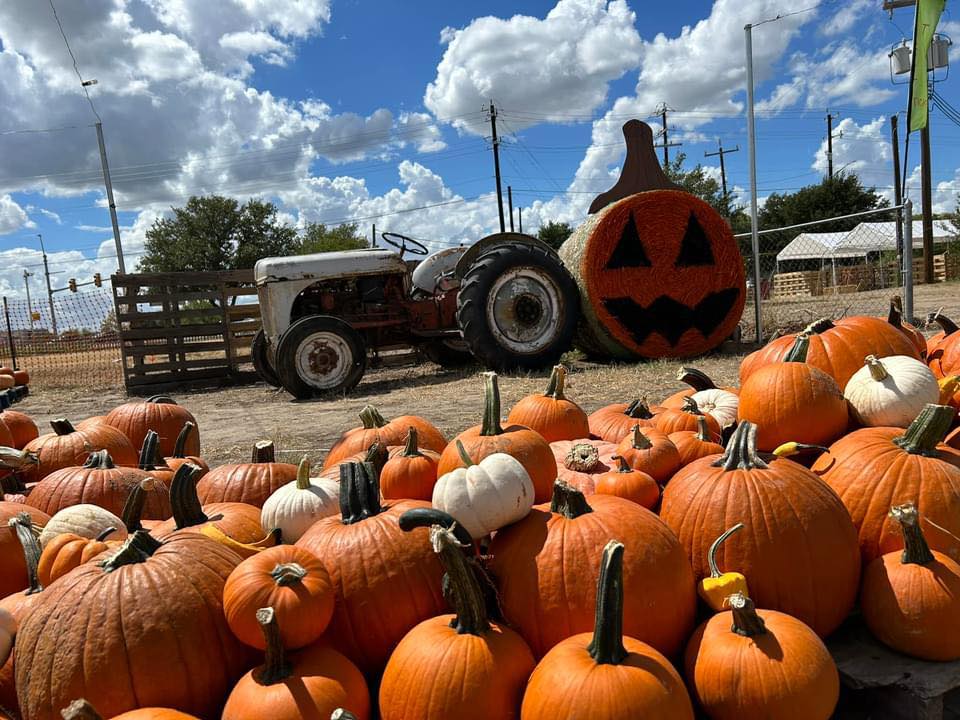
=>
[602,288,741,346]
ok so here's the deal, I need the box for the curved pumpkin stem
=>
[927,309,960,335]
[270,562,308,586]
[677,366,718,392]
[479,372,504,436]
[363,441,389,479]
[83,449,115,470]
[60,699,105,720]
[803,318,835,335]
[611,455,632,473]
[681,396,704,415]
[121,478,155,532]
[145,395,178,405]
[893,404,955,456]
[252,440,275,464]
[865,355,889,382]
[783,333,811,363]
[9,512,42,594]
[707,523,744,579]
[295,456,312,490]
[543,365,568,400]
[712,422,768,471]
[550,480,593,519]
[94,526,117,542]
[401,427,423,458]
[890,503,935,566]
[398,507,475,546]
[430,524,489,635]
[587,540,627,665]
[99,531,162,572]
[888,296,907,327]
[454,439,475,468]
[358,404,388,430]
[564,443,600,473]
[137,430,161,470]
[729,592,767,637]
[50,418,76,436]
[253,607,293,685]
[169,463,208,529]
[171,421,196,459]
[338,461,381,525]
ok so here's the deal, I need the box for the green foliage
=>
[759,174,889,234]
[299,222,368,254]
[138,196,299,272]
[537,221,573,250]
[664,153,750,231]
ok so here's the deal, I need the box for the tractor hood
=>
[254,248,407,285]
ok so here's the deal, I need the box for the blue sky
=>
[0,0,957,298]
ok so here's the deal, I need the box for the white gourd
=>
[844,355,940,428]
[689,388,739,428]
[431,442,534,539]
[38,504,128,548]
[261,456,340,543]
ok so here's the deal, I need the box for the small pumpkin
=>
[163,422,209,477]
[0,502,49,598]
[379,524,535,720]
[661,366,739,409]
[37,527,121,587]
[593,455,659,509]
[0,411,38,450]
[844,354,939,428]
[587,398,658,442]
[669,415,724,467]
[437,372,555,502]
[432,440,534,540]
[888,296,926,358]
[520,541,693,720]
[505,364,590,442]
[861,503,960,661]
[22,419,138,483]
[614,424,681,483]
[60,699,200,719]
[323,405,445,470]
[653,396,722,437]
[697,522,749,612]
[684,593,839,720]
[38,504,127,549]
[104,395,199,457]
[380,428,439,501]
[926,308,959,353]
[260,456,340,544]
[197,441,297,508]
[737,334,848,452]
[550,439,618,494]
[927,313,960,379]
[223,545,335,651]
[11,370,27,386]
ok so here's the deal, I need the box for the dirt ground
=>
[15,350,748,468]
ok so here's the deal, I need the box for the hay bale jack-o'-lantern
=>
[559,120,746,359]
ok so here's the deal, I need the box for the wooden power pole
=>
[489,101,506,233]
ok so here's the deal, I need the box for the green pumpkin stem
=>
[253,607,293,684]
[707,523,744,578]
[9,512,42,594]
[99,531,162,572]
[628,424,653,450]
[865,355,889,382]
[893,404,955,456]
[890,503,936,565]
[455,439,475,468]
[145,395,177,405]
[729,592,767,637]
[480,372,504,436]
[60,699,105,720]
[296,456,312,490]
[171,421,195,458]
[623,398,655,420]
[338,461,381,525]
[550,480,593,519]
[358,405,388,430]
[270,562,308,586]
[252,440,275,464]
[430,524,490,635]
[927,309,960,335]
[544,365,568,400]
[401,427,423,457]
[783,333,811,363]
[169,463,209,529]
[137,430,161,470]
[83,449,115,470]
[587,540,628,664]
[712,422,768,471]
[121,479,154,532]
[804,318,835,335]
[50,418,76,436]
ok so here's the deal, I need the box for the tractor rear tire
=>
[276,316,367,399]
[251,329,281,387]
[422,338,475,367]
[457,243,579,371]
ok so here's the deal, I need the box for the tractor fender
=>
[454,232,557,279]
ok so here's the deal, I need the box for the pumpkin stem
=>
[783,333,811,363]
[888,297,906,327]
[8,512,42,594]
[331,711,357,720]
[694,415,712,442]
[60,699,105,720]
[612,455,632,473]
[295,456,312,490]
[586,540,628,665]
[338,461,381,525]
[677,366,718,392]
[479,372,504,436]
[927,309,960,335]
[729,592,767,637]
[252,440,275,464]
[628,424,653,450]
[364,442,389,478]
[253,607,293,685]
[455,439,475,468]
[82,449,115,470]
[707,523,744,578]
[99,531,162,572]
[544,364,568,400]
[401,427,423,458]
[549,480,593,519]
[137,430,161,470]
[804,318,835,335]
[712,422,768,471]
[270,562,308,586]
[169,463,208,529]
[623,398,655,420]
[430,524,490,636]
[121,478,155,532]
[94,526,117,542]
[358,405,388,430]
[145,395,177,405]
[890,503,936,565]
[865,355,889,382]
[564,443,600,473]
[893,404,955,456]
[398,507,475,546]
[171,421,195,458]
[50,418,76,436]
[0,471,26,494]
[681,396,703,415]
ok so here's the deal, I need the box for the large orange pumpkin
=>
[22,419,137,483]
[549,439,618,494]
[739,315,920,388]
[0,410,38,450]
[104,396,199,458]
[323,406,446,470]
[60,699,200,719]
[488,480,696,659]
[196,441,297,507]
[559,189,746,359]
[587,398,659,442]
[437,372,555,503]
[661,422,861,638]
[812,403,960,564]
[505,364,590,442]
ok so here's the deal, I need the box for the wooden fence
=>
[111,271,261,393]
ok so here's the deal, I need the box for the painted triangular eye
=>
[605,213,651,269]
[676,211,715,266]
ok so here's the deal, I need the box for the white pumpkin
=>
[844,354,940,428]
[431,442,534,539]
[689,388,739,428]
[38,504,128,548]
[261,456,340,543]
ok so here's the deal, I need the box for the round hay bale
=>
[559,189,746,359]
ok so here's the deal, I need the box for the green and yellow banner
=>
[907,0,946,133]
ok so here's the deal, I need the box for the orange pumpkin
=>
[380,428,439,501]
[549,439,618,494]
[104,395,199,458]
[0,411,38,450]
[669,415,724,467]
[22,419,137,483]
[926,309,958,356]
[163,422,209,477]
[11,371,27,386]
[0,502,50,598]
[60,699,200,719]
[437,372,555,503]
[653,396,722,437]
[593,455,659,509]
[614,425,681,483]
[196,441,297,507]
[37,528,120,587]
[888,296,926,358]
[323,406,445,470]
[505,364,590,442]
[661,366,739,409]
[587,398,658,442]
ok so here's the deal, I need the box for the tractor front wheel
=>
[251,329,281,387]
[276,316,366,399]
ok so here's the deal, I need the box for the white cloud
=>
[903,165,960,214]
[425,0,642,133]
[820,0,872,37]
[812,116,891,181]
[0,195,30,234]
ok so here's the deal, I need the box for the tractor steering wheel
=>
[381,232,429,257]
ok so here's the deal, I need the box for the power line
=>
[47,0,101,123]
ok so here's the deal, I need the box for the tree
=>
[664,153,750,232]
[537,221,573,250]
[758,174,889,234]
[299,222,368,254]
[138,196,299,272]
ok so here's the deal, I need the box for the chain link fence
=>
[0,288,123,391]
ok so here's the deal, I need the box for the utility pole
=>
[37,234,57,336]
[507,186,515,232]
[22,270,34,329]
[891,115,905,273]
[371,223,376,248]
[489,101,506,233]
[95,122,126,274]
[652,103,682,167]
[704,140,740,204]
[826,111,842,180]
[518,207,523,234]
[921,121,934,283]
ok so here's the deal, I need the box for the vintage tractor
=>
[252,231,579,398]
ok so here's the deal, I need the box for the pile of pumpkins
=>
[0,368,28,393]
[2,299,960,719]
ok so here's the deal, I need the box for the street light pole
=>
[37,234,58,336]
[744,23,763,344]
[22,270,34,329]
[95,122,126,274]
